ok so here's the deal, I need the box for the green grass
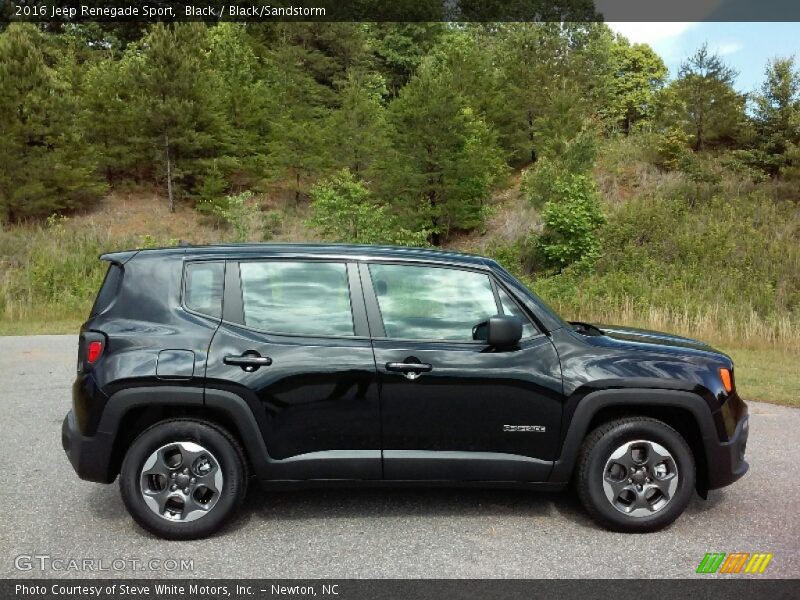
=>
[0,316,85,335]
[724,347,800,407]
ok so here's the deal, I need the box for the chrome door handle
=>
[386,362,432,380]
[224,354,272,372]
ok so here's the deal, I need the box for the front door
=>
[206,259,381,480]
[361,262,563,482]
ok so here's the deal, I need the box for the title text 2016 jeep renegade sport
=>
[62,244,749,539]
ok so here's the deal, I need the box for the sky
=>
[606,22,800,94]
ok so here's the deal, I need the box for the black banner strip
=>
[4,579,800,600]
[4,0,800,23]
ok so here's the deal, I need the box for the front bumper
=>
[62,410,116,483]
[706,408,749,490]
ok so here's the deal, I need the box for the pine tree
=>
[325,69,390,177]
[668,44,747,151]
[126,23,225,210]
[753,57,800,177]
[0,24,105,221]
[262,31,333,203]
[383,54,506,244]
[495,22,614,164]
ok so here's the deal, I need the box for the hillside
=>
[1,136,798,407]
[1,21,799,405]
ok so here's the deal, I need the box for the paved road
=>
[1,335,797,579]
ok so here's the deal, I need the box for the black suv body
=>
[63,244,749,538]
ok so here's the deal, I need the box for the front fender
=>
[548,388,720,483]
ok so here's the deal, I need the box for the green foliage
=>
[752,57,800,178]
[325,69,390,176]
[308,169,427,246]
[495,22,614,163]
[261,210,285,241]
[383,48,506,243]
[206,191,260,243]
[522,127,598,207]
[607,35,668,133]
[536,175,606,272]
[370,23,446,93]
[661,44,748,151]
[652,127,692,170]
[0,24,106,221]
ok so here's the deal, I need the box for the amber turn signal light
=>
[719,367,733,393]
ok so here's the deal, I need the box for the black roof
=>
[102,243,496,268]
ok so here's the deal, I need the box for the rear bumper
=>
[706,408,749,490]
[62,410,116,483]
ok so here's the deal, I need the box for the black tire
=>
[119,419,248,540]
[576,417,695,533]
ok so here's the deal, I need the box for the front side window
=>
[239,261,353,336]
[497,287,537,338]
[369,263,499,341]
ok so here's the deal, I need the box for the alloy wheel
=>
[139,441,223,522]
[602,439,679,517]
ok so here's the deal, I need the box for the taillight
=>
[719,367,733,394]
[87,340,104,364]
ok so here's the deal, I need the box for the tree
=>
[494,22,614,164]
[308,169,427,246]
[383,53,506,244]
[125,23,224,210]
[608,36,667,133]
[206,23,274,188]
[667,44,747,151]
[753,57,800,176]
[262,30,333,203]
[369,23,446,94]
[0,24,106,221]
[324,69,390,177]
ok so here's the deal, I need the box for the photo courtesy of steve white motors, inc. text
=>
[14,583,339,597]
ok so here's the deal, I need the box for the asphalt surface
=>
[1,335,798,579]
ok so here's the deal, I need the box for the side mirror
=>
[473,315,523,348]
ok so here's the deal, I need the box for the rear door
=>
[362,261,563,482]
[205,259,381,480]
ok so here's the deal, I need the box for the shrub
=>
[536,174,606,272]
[207,190,260,242]
[308,169,428,246]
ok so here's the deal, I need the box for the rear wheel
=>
[119,419,247,540]
[577,417,695,532]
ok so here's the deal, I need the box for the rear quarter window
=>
[184,262,224,319]
[90,263,123,317]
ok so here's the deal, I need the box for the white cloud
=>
[605,22,697,46]
[715,42,743,56]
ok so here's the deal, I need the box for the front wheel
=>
[577,417,695,532]
[119,419,247,540]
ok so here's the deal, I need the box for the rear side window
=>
[90,263,123,317]
[239,261,353,336]
[184,262,224,318]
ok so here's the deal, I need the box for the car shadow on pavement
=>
[219,485,599,536]
[87,480,729,539]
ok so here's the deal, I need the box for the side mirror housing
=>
[474,315,523,348]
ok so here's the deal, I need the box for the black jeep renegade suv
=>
[62,244,749,539]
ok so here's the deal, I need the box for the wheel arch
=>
[549,388,716,494]
[100,386,268,482]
